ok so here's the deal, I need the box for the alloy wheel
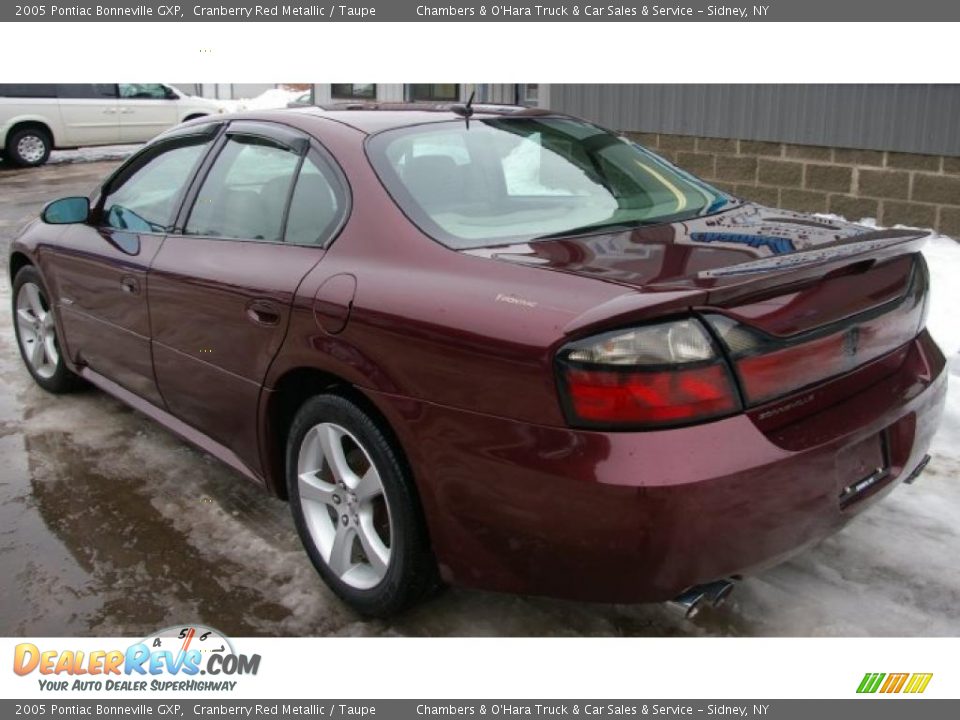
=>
[296,422,393,590]
[15,282,59,379]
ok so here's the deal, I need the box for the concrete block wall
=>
[627,132,960,237]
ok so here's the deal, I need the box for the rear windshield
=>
[366,117,731,249]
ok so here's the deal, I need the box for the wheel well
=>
[265,369,410,501]
[7,121,53,148]
[9,252,32,283]
[183,114,208,122]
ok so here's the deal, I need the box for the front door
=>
[45,128,216,405]
[148,121,348,472]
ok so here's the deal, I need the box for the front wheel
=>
[286,394,437,616]
[12,266,79,393]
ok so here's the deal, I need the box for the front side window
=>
[101,138,211,233]
[367,118,731,249]
[185,135,301,242]
[119,84,170,100]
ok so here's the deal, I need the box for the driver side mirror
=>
[42,196,90,225]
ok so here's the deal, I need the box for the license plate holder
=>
[838,433,890,506]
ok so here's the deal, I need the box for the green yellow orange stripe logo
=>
[857,672,933,694]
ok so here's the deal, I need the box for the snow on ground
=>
[47,145,139,165]
[924,234,960,465]
[217,87,305,113]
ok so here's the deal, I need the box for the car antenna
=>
[451,90,476,129]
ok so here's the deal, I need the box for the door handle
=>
[245,299,281,326]
[103,108,117,114]
[120,276,140,295]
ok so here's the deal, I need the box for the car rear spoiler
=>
[562,229,929,337]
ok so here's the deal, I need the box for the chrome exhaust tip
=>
[668,579,735,618]
[700,579,735,608]
[667,588,706,619]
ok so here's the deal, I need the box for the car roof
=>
[236,102,565,135]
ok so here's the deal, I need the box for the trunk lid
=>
[463,203,928,336]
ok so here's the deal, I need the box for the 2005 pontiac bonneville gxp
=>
[9,103,946,616]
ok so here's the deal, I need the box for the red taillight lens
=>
[564,364,739,425]
[706,259,927,406]
[735,333,844,404]
[557,318,741,429]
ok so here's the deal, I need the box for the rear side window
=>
[284,154,347,245]
[101,138,212,233]
[185,135,301,242]
[56,84,118,99]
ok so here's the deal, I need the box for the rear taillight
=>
[556,318,741,429]
[705,260,927,406]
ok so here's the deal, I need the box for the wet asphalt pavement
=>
[1,152,959,637]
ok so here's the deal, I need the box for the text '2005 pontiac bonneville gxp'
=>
[9,103,946,616]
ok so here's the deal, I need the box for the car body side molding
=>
[78,365,264,487]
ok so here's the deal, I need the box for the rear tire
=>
[286,394,437,616]
[6,126,52,167]
[12,266,80,393]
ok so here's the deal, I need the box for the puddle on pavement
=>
[22,430,293,634]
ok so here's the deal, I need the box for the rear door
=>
[43,125,218,405]
[148,121,349,471]
[117,84,179,143]
[55,84,120,146]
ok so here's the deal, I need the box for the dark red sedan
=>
[9,104,947,617]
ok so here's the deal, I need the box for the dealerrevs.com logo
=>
[13,625,260,692]
[857,672,933,694]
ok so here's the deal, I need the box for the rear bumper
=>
[371,330,947,603]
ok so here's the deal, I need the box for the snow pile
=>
[220,88,305,113]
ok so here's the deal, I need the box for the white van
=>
[0,84,225,167]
